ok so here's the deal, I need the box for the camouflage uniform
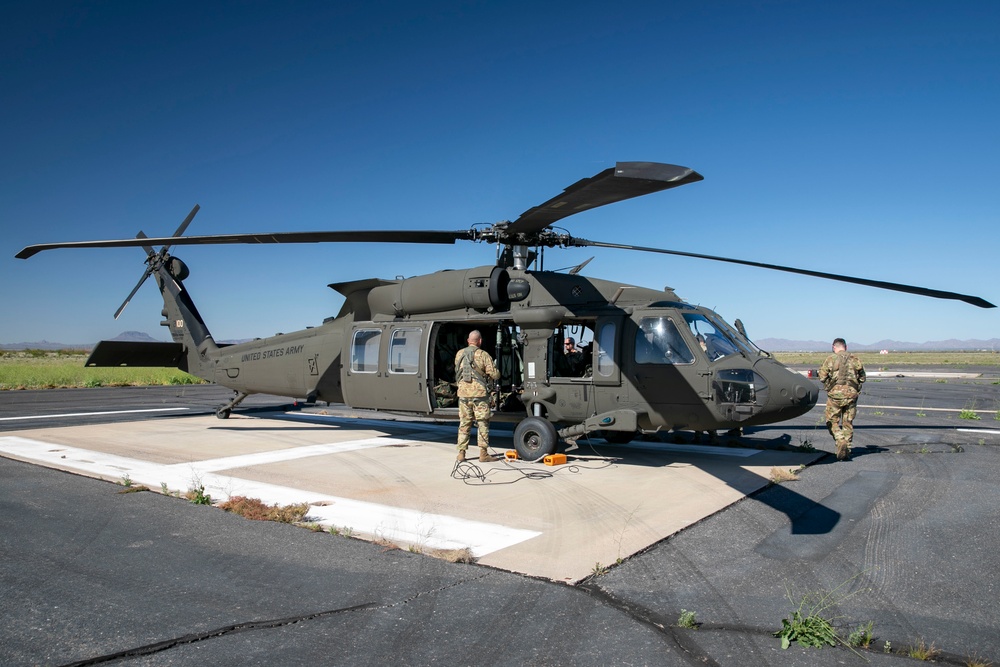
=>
[455,344,500,459]
[818,350,866,460]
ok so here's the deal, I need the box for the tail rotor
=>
[113,205,200,319]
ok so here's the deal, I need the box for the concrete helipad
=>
[0,410,819,582]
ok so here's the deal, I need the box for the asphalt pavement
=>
[2,370,1000,666]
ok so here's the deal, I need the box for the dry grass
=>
[218,496,309,523]
[906,639,940,661]
[427,547,476,563]
[769,467,800,483]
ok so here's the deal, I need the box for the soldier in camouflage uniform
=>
[818,338,866,461]
[455,330,501,463]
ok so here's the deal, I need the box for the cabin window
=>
[596,321,616,377]
[635,317,694,365]
[351,329,381,373]
[388,328,421,374]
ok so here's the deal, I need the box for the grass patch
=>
[769,467,800,483]
[427,547,476,563]
[218,496,309,522]
[591,562,609,577]
[906,638,940,661]
[959,409,982,420]
[0,351,204,390]
[773,351,1000,367]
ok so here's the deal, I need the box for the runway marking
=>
[186,437,418,472]
[957,429,1000,435]
[0,407,189,422]
[858,404,996,415]
[0,436,540,557]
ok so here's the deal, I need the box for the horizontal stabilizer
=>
[86,341,185,367]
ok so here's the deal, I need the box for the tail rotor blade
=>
[114,269,152,320]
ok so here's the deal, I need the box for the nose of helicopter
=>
[756,358,819,421]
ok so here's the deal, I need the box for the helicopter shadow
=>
[560,431,844,536]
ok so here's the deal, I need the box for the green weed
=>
[677,609,698,629]
[846,620,875,648]
[775,575,866,651]
[960,409,981,420]
[186,485,213,505]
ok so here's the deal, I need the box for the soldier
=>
[818,337,866,461]
[454,330,501,463]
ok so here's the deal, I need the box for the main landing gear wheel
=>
[513,416,558,462]
[216,407,232,420]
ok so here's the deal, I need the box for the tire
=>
[602,430,635,444]
[216,407,232,420]
[513,416,558,462]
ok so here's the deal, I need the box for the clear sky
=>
[3,1,998,346]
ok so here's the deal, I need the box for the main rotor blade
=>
[574,239,996,309]
[508,162,703,235]
[16,230,473,258]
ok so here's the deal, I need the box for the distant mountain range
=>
[755,338,1000,352]
[1,331,162,351]
[3,331,998,353]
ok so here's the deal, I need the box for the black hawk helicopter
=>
[17,162,995,461]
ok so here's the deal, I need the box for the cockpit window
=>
[635,317,694,365]
[682,313,741,361]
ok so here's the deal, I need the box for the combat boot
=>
[456,449,467,462]
[836,441,851,461]
[479,447,498,463]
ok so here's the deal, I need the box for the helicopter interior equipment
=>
[17,162,995,461]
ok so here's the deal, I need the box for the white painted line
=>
[865,371,981,379]
[276,411,454,434]
[859,404,996,415]
[957,429,1000,435]
[182,437,417,472]
[0,407,189,422]
[0,436,540,557]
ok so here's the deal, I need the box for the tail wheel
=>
[513,416,557,462]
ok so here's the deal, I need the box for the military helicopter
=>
[16,162,995,461]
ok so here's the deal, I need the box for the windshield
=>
[682,313,742,361]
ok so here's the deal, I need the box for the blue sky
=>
[3,1,997,346]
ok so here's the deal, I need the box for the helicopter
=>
[16,162,995,461]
